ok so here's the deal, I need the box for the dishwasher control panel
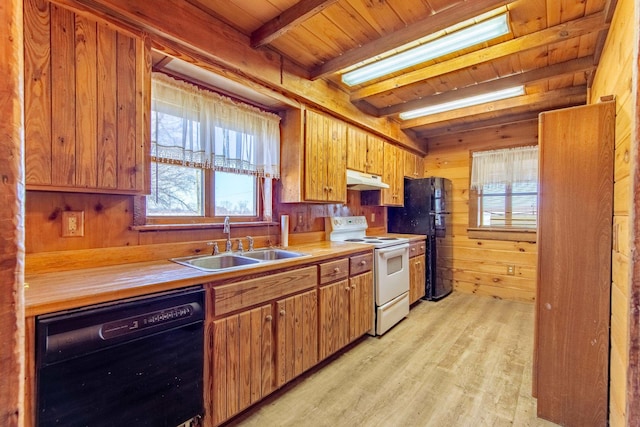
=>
[102,303,198,339]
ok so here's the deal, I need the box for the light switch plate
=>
[62,211,84,237]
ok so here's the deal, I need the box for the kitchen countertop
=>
[24,235,425,317]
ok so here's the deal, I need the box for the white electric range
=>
[325,216,410,335]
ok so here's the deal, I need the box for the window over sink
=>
[142,72,280,225]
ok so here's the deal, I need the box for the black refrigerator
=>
[387,177,453,300]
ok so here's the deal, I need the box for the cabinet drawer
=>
[319,259,349,285]
[350,252,373,275]
[212,266,317,316]
[410,240,426,257]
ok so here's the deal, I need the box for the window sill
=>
[467,227,537,243]
[131,221,278,232]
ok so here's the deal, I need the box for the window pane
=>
[481,194,507,227]
[147,163,203,216]
[512,181,537,228]
[214,171,256,216]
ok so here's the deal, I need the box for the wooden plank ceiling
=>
[175,0,613,141]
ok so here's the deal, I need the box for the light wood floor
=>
[225,292,559,427]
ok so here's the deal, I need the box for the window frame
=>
[467,147,538,243]
[144,160,263,225]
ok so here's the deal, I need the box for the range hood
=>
[346,169,389,190]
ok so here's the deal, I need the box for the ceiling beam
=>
[400,85,587,130]
[418,113,541,139]
[351,11,608,101]
[251,0,339,48]
[378,56,596,117]
[310,0,518,80]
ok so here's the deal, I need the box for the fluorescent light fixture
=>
[399,86,525,120]
[341,14,510,86]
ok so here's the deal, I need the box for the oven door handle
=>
[377,243,409,259]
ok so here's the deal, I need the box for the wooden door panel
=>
[536,101,614,426]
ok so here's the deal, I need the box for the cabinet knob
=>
[416,261,421,265]
[333,267,340,274]
[420,245,424,250]
[345,286,350,291]
[351,285,356,290]
[411,247,416,252]
[265,315,273,321]
[359,260,366,266]
[280,309,286,316]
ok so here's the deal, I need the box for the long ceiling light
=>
[341,13,510,87]
[399,86,526,120]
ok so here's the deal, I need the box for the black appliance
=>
[388,177,453,300]
[36,286,205,427]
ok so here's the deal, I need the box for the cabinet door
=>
[366,134,385,176]
[382,143,404,206]
[304,110,346,202]
[346,125,367,172]
[404,150,424,179]
[325,117,347,202]
[319,280,350,360]
[209,304,274,426]
[349,271,373,341]
[409,255,426,304]
[24,0,149,194]
[276,290,318,387]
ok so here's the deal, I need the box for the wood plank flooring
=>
[224,292,558,427]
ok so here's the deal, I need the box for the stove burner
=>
[345,238,366,242]
[378,237,398,240]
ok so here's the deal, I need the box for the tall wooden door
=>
[535,101,614,427]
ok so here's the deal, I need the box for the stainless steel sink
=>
[171,248,308,272]
[171,253,261,271]
[240,248,308,261]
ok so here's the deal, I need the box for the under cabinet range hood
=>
[346,169,390,190]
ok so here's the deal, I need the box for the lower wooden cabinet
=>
[319,257,373,360]
[206,252,374,425]
[409,240,426,304]
[319,279,350,360]
[409,256,426,304]
[209,304,275,426]
[348,271,374,340]
[276,290,318,387]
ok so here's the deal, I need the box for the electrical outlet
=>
[62,211,85,237]
[507,265,515,275]
[371,213,376,223]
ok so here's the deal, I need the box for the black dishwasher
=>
[36,286,205,427]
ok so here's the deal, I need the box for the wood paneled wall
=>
[0,0,25,424]
[589,0,636,423]
[425,121,539,302]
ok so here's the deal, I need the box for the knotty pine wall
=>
[425,120,539,302]
[589,0,636,423]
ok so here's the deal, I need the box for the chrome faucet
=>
[223,216,232,252]
[247,236,254,251]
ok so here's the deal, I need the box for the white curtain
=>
[470,145,538,189]
[151,72,281,178]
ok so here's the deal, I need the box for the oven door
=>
[374,243,410,305]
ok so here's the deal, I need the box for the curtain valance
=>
[151,72,281,178]
[470,145,538,189]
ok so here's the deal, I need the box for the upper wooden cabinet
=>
[280,108,347,203]
[24,0,150,194]
[382,143,404,206]
[404,150,424,179]
[346,126,384,176]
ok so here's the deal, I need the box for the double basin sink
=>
[171,248,309,272]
